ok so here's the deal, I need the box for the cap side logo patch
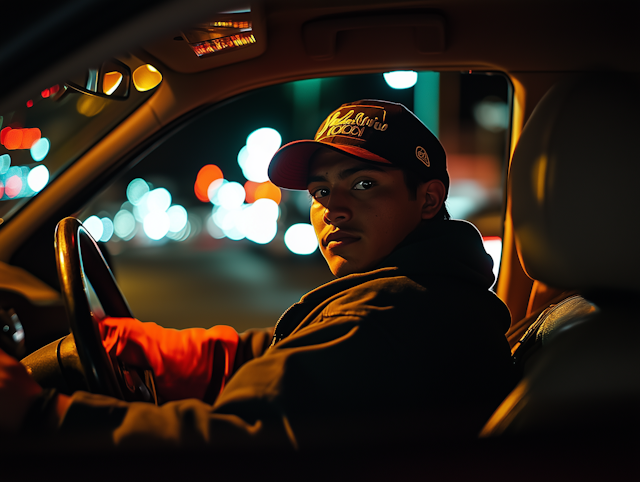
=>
[416,146,430,167]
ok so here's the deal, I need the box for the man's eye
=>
[353,180,374,190]
[311,188,329,199]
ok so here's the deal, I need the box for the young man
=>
[0,100,513,449]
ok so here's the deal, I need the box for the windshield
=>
[0,53,162,224]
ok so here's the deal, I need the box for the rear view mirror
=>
[66,59,131,100]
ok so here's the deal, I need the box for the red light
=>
[243,181,259,204]
[1,128,42,150]
[26,100,33,108]
[41,89,50,98]
[19,128,41,149]
[0,127,11,145]
[194,164,223,202]
[4,129,23,150]
[50,85,60,94]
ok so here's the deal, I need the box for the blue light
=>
[30,138,50,162]
[0,154,10,175]
[27,165,49,192]
[126,178,150,205]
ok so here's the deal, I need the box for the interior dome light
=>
[383,71,418,90]
[133,64,163,92]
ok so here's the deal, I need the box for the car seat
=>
[480,73,640,437]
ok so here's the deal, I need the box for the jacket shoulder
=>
[321,275,429,320]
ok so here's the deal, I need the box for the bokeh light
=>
[133,194,151,222]
[254,181,282,204]
[243,180,259,204]
[222,216,245,240]
[210,205,258,241]
[114,209,136,239]
[212,205,234,231]
[27,165,49,192]
[83,215,104,241]
[30,137,50,161]
[0,154,10,174]
[143,210,170,240]
[446,181,486,219]
[207,178,227,204]
[126,178,150,205]
[100,217,114,242]
[166,221,191,242]
[194,164,223,202]
[217,182,245,210]
[247,127,282,154]
[167,205,188,233]
[0,127,10,145]
[383,71,418,90]
[238,127,282,183]
[473,98,509,132]
[20,128,41,149]
[146,187,172,212]
[284,223,318,255]
[206,216,225,239]
[237,198,279,244]
[5,175,22,198]
[4,128,23,150]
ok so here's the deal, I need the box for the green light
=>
[414,72,440,137]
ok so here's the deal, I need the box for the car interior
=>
[1,0,639,473]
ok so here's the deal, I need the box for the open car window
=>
[78,71,511,331]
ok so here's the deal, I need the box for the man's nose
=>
[323,191,352,225]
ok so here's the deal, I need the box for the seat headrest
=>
[511,73,640,294]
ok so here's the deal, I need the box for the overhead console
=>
[142,3,267,74]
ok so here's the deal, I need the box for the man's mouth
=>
[324,230,360,249]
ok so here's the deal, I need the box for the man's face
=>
[308,149,427,277]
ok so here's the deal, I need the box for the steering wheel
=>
[54,216,128,398]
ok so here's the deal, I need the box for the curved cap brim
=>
[268,140,391,190]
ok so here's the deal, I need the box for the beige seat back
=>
[482,73,640,437]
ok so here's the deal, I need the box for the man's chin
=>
[329,258,365,278]
[328,258,352,278]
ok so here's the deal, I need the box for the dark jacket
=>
[60,220,513,450]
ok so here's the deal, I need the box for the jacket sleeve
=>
[59,313,378,450]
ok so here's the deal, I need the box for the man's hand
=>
[100,317,240,402]
[0,347,42,432]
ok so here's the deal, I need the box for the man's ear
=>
[419,179,446,220]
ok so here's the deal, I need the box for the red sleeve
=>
[99,317,239,403]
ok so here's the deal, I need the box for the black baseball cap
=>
[268,99,448,191]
